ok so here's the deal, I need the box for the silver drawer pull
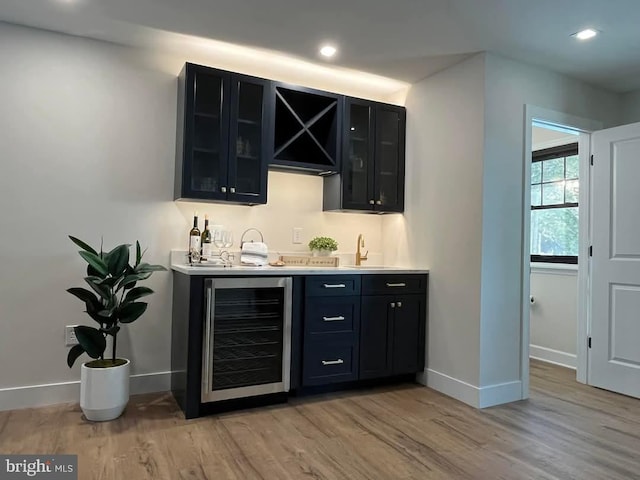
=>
[323,316,345,322]
[323,283,346,288]
[386,282,406,287]
[322,359,344,366]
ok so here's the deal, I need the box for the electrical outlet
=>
[292,227,303,244]
[65,325,79,346]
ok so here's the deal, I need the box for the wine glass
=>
[222,231,234,249]
[213,229,226,249]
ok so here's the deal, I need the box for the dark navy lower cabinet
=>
[391,294,425,375]
[359,295,394,379]
[302,278,361,387]
[302,274,427,387]
[303,335,359,386]
[359,275,427,380]
[172,271,427,417]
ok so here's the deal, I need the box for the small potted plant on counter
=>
[308,236,338,256]
[66,236,166,421]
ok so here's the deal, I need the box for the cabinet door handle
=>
[397,302,402,308]
[386,282,406,288]
[323,283,346,288]
[323,316,345,322]
[230,187,236,193]
[369,200,375,205]
[376,200,382,205]
[322,359,344,366]
[390,302,396,308]
[221,186,227,193]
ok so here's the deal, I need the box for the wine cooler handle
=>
[322,316,345,322]
[323,283,346,288]
[322,359,344,366]
[202,286,213,396]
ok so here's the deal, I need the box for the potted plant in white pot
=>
[308,236,338,256]
[66,236,166,421]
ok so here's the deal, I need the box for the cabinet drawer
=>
[361,274,427,295]
[305,296,359,334]
[306,275,361,297]
[303,337,358,386]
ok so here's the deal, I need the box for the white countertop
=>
[171,264,429,276]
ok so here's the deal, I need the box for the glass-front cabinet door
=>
[342,99,375,210]
[374,105,406,213]
[183,66,230,201]
[176,64,269,205]
[228,75,269,204]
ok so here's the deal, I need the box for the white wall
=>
[621,89,640,124]
[0,23,392,408]
[396,54,486,389]
[529,269,578,367]
[387,52,624,407]
[531,126,578,150]
[480,53,621,389]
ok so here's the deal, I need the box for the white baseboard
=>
[418,369,479,407]
[0,371,172,412]
[529,344,576,369]
[418,368,523,408]
[478,380,523,408]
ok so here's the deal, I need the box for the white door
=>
[590,122,640,398]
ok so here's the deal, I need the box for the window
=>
[530,143,579,264]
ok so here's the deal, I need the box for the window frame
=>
[530,142,579,265]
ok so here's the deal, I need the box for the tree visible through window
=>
[530,143,579,264]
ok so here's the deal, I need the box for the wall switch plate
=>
[65,325,79,346]
[292,227,303,244]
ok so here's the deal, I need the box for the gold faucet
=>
[355,234,368,266]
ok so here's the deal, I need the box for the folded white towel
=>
[241,241,268,266]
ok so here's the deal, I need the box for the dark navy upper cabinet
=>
[175,64,270,205]
[323,99,406,213]
[270,83,342,175]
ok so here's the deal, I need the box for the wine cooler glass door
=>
[202,277,292,403]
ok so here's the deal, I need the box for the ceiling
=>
[1,0,640,92]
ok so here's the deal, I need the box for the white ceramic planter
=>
[312,249,332,257]
[80,359,130,422]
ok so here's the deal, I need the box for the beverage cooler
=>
[201,277,292,402]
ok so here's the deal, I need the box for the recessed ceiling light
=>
[572,28,599,40]
[319,45,337,58]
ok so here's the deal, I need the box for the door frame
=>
[521,105,602,398]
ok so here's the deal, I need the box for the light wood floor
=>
[1,361,639,479]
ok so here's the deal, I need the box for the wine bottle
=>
[201,215,212,259]
[188,212,201,263]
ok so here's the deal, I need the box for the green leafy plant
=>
[308,236,338,252]
[66,236,166,368]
